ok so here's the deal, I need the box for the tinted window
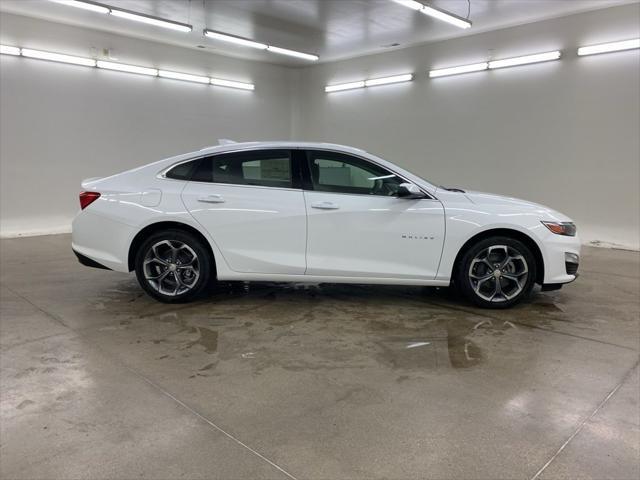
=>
[192,150,292,188]
[307,150,403,196]
[165,159,200,180]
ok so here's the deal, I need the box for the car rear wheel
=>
[456,236,536,309]
[134,229,212,303]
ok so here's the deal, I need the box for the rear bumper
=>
[71,210,134,272]
[73,249,111,270]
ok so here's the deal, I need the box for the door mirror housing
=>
[397,183,426,199]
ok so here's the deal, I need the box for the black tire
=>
[134,229,213,303]
[456,236,536,309]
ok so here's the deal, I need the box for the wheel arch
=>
[128,221,216,273]
[451,228,545,284]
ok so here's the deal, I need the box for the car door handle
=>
[311,201,339,210]
[197,194,225,203]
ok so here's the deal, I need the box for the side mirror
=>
[397,183,425,199]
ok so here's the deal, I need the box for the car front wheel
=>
[134,229,212,303]
[457,236,536,309]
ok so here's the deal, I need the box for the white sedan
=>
[72,141,580,308]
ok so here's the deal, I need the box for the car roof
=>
[194,141,368,157]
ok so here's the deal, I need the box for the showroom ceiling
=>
[0,0,634,65]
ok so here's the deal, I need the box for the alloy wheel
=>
[143,240,200,296]
[468,245,529,303]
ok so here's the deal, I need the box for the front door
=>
[181,149,307,275]
[303,150,445,279]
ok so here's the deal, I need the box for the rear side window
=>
[192,150,292,188]
[165,159,200,180]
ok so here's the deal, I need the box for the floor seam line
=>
[1,284,299,480]
[529,357,640,480]
[0,331,73,352]
[119,364,298,480]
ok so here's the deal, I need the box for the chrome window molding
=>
[157,146,438,200]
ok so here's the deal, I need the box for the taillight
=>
[79,191,101,210]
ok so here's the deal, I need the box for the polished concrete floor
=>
[1,234,638,480]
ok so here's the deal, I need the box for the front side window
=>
[192,150,292,188]
[307,150,403,196]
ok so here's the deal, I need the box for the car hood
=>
[458,190,572,222]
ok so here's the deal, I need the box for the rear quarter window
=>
[165,159,201,180]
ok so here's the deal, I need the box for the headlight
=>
[541,221,577,237]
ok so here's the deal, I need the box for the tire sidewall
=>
[457,236,537,309]
[135,229,212,303]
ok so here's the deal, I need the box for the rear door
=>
[302,149,445,279]
[181,149,307,275]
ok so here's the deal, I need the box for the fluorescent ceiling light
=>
[0,45,21,56]
[325,81,366,93]
[266,46,319,61]
[390,0,424,11]
[488,51,561,69]
[21,48,96,66]
[421,5,471,29]
[203,30,267,50]
[429,62,488,77]
[49,0,110,14]
[158,70,209,84]
[204,29,318,61]
[210,78,255,91]
[577,38,640,56]
[391,0,472,29]
[110,9,192,32]
[97,60,157,76]
[365,73,413,86]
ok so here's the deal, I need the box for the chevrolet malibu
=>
[72,141,580,308]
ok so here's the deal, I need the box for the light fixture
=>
[97,60,158,76]
[203,30,267,50]
[21,48,96,66]
[429,62,488,77]
[364,73,413,86]
[325,81,366,93]
[0,45,21,56]
[391,0,471,29]
[577,38,640,56]
[210,78,255,91]
[266,46,319,61]
[488,51,561,69]
[390,0,424,11]
[3,43,258,91]
[158,70,209,84]
[204,29,318,61]
[326,73,413,92]
[110,9,192,32]
[421,5,471,29]
[49,0,110,14]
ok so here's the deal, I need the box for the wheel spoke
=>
[146,269,170,281]
[470,272,493,281]
[144,257,168,267]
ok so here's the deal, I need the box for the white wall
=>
[2,5,639,249]
[294,4,640,250]
[0,13,296,236]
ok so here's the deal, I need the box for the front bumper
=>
[541,233,581,285]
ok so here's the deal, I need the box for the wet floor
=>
[1,234,638,479]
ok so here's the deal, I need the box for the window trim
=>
[158,147,436,200]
